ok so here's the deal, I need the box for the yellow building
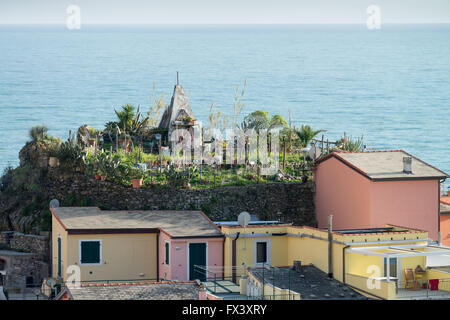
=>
[51,207,224,283]
[221,223,450,300]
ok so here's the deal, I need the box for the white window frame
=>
[254,239,271,266]
[79,239,102,266]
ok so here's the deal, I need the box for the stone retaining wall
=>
[45,171,316,225]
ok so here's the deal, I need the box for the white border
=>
[79,239,102,266]
[254,238,271,266]
[187,241,208,281]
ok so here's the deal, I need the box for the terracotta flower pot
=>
[132,178,143,189]
[100,176,107,181]
[94,174,101,180]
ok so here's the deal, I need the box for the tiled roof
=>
[51,207,222,237]
[315,150,448,181]
[249,265,368,300]
[64,281,202,300]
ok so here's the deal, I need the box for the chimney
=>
[403,157,412,174]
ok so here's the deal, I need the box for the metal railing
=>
[396,278,450,299]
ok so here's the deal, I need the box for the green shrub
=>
[29,125,48,142]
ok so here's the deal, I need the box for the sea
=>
[0,24,449,190]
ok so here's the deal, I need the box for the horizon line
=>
[1,22,450,26]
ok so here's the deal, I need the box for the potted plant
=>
[183,116,195,124]
[131,167,146,189]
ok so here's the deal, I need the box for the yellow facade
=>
[52,217,157,282]
[222,224,449,300]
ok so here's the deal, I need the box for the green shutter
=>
[81,241,100,264]
[165,242,170,265]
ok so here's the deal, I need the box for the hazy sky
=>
[0,0,449,24]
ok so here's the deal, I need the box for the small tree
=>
[29,125,48,142]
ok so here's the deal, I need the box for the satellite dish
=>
[49,199,60,209]
[238,211,251,227]
[46,279,56,288]
[155,133,162,140]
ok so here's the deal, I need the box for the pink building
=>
[313,150,448,241]
[158,212,224,281]
[440,194,450,246]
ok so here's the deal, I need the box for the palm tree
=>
[296,125,326,147]
[115,104,135,132]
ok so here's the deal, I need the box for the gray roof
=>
[64,282,202,300]
[159,84,195,129]
[52,207,222,237]
[249,265,369,300]
[325,150,448,181]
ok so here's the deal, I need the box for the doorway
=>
[189,243,207,281]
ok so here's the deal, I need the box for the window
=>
[165,242,170,265]
[80,240,101,265]
[383,257,397,278]
[254,239,271,265]
[256,242,267,263]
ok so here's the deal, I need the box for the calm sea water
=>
[0,24,449,190]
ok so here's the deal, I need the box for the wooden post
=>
[321,135,324,153]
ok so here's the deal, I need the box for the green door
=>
[189,243,207,281]
[57,237,62,277]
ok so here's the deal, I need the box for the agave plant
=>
[339,135,365,152]
[58,139,87,170]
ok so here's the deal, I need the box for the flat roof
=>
[441,202,450,215]
[52,207,222,238]
[63,281,201,300]
[315,150,448,181]
[332,227,410,235]
[248,265,368,300]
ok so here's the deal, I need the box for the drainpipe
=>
[328,215,333,278]
[342,245,350,283]
[156,233,160,281]
[439,178,446,245]
[232,232,240,283]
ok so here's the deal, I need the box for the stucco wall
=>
[441,215,450,246]
[314,157,371,230]
[169,237,223,281]
[370,180,439,240]
[315,157,440,241]
[58,232,158,282]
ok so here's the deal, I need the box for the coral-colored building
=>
[440,194,450,246]
[313,150,448,241]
